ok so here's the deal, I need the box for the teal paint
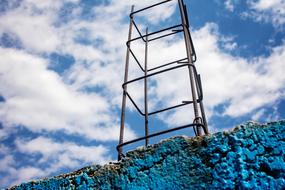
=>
[9,121,285,189]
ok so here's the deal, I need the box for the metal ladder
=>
[117,0,209,160]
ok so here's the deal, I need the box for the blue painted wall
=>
[9,121,285,189]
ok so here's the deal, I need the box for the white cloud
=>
[23,0,79,10]
[154,23,285,126]
[225,0,235,12]
[0,0,140,156]
[0,155,17,187]
[0,155,14,173]
[16,136,110,165]
[195,24,285,117]
[250,0,285,12]
[0,136,111,187]
[0,0,83,53]
[93,0,176,24]
[0,6,59,52]
[265,103,281,121]
[0,128,8,140]
[245,0,285,26]
[14,167,46,184]
[61,0,285,129]
[0,0,285,188]
[251,108,266,121]
[135,1,177,25]
[220,35,238,51]
[0,47,136,141]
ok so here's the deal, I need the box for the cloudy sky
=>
[0,0,284,188]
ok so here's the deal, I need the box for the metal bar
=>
[178,0,201,136]
[123,63,203,114]
[128,47,145,72]
[118,0,209,160]
[197,74,209,134]
[182,2,197,62]
[127,89,201,117]
[172,29,184,32]
[181,1,196,58]
[127,24,182,44]
[128,45,186,73]
[118,5,134,161]
[144,28,149,146]
[148,29,183,42]
[189,32,197,62]
[196,74,202,100]
[199,100,208,134]
[126,92,145,115]
[148,101,197,116]
[123,63,198,88]
[130,0,173,16]
[126,91,201,117]
[177,61,189,64]
[147,57,188,72]
[183,4,189,27]
[117,123,204,152]
[193,123,197,136]
[132,20,146,42]
[123,64,203,116]
[127,23,184,73]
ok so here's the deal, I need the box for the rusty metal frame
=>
[118,0,209,160]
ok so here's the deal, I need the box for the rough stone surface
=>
[8,121,285,189]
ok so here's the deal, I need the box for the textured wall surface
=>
[9,121,285,190]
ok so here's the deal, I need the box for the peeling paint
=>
[9,121,285,189]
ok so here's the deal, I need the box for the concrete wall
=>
[10,121,285,189]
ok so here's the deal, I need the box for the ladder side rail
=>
[178,0,201,135]
[144,28,149,146]
[118,5,135,160]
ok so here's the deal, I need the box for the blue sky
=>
[0,0,285,188]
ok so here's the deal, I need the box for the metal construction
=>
[117,0,209,160]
